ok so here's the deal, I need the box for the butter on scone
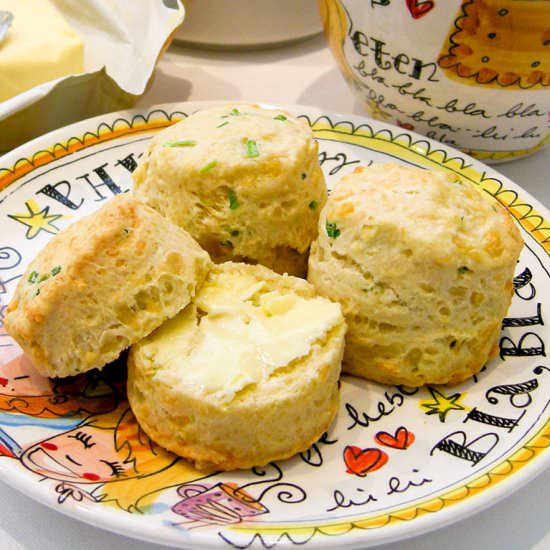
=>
[307,163,523,386]
[132,103,327,277]
[4,193,212,378]
[128,262,346,471]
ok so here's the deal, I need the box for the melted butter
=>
[147,271,342,404]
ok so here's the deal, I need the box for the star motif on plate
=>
[420,387,468,422]
[8,200,63,239]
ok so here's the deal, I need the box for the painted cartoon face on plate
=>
[0,351,124,420]
[0,354,51,397]
[21,422,135,483]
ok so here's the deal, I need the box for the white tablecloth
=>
[1,33,549,550]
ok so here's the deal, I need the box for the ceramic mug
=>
[319,0,550,162]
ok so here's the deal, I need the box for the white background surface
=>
[0,32,549,550]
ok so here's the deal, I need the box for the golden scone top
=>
[147,104,313,168]
[135,104,318,205]
[323,163,523,268]
[132,103,327,277]
[8,193,138,315]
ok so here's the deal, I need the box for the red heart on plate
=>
[406,0,435,19]
[375,426,415,450]
[343,446,388,476]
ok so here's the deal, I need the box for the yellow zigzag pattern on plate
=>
[228,420,550,542]
[0,110,187,192]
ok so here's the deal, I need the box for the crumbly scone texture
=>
[4,193,212,378]
[307,163,524,386]
[132,103,327,277]
[128,262,346,471]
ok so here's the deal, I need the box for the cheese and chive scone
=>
[307,163,523,386]
[128,262,346,471]
[132,103,327,277]
[4,193,211,379]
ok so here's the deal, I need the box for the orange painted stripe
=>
[0,119,177,192]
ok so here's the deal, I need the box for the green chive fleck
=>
[228,190,239,210]
[230,229,240,237]
[301,172,307,180]
[163,140,197,147]
[35,288,40,296]
[38,273,49,283]
[220,240,234,248]
[216,121,229,128]
[362,282,386,294]
[220,109,243,120]
[309,200,318,210]
[458,266,471,275]
[200,160,217,172]
[220,108,241,118]
[28,271,39,283]
[51,265,62,277]
[274,114,287,121]
[245,139,260,158]
[326,221,341,238]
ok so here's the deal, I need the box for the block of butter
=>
[0,0,84,102]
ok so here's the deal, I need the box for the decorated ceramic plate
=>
[0,102,548,549]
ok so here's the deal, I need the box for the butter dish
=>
[0,0,184,153]
[0,0,84,103]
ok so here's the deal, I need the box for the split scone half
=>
[128,262,346,471]
[132,103,327,277]
[5,193,212,378]
[308,163,524,386]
